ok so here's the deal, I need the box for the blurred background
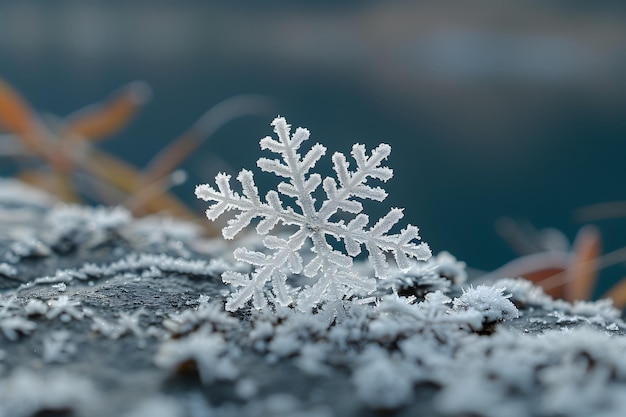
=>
[1,0,625,293]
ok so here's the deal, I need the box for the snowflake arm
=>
[222,229,306,311]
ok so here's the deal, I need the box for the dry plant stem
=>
[603,277,626,308]
[142,95,274,184]
[575,201,626,222]
[539,245,626,306]
[62,81,151,143]
[0,77,211,227]
[563,225,600,301]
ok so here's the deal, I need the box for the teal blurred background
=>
[1,1,625,291]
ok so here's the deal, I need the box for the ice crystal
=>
[20,253,222,291]
[497,277,553,307]
[43,330,77,363]
[196,116,431,311]
[0,315,36,341]
[162,300,239,336]
[46,295,83,322]
[373,291,483,342]
[0,295,36,341]
[92,308,148,340]
[453,285,518,323]
[386,251,466,299]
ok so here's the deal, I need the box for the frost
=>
[0,368,100,417]
[0,294,20,315]
[353,347,415,409]
[235,378,259,400]
[386,251,466,299]
[46,295,83,322]
[431,251,467,285]
[196,116,431,311]
[0,178,57,209]
[453,285,519,323]
[5,235,50,262]
[123,397,184,417]
[566,298,621,322]
[114,309,147,338]
[43,330,77,363]
[92,308,148,340]
[499,278,621,325]
[224,393,334,417]
[497,277,553,307]
[154,330,239,384]
[123,215,202,258]
[0,296,35,340]
[162,299,239,336]
[373,291,484,342]
[0,315,36,341]
[0,262,17,277]
[21,253,223,291]
[43,204,131,251]
[24,298,48,316]
[127,215,202,241]
[431,326,626,417]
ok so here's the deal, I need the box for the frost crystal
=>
[196,117,431,311]
[453,285,518,323]
[46,296,83,322]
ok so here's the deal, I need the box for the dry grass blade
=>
[79,150,203,222]
[142,95,274,184]
[603,278,626,309]
[575,201,626,222]
[124,171,198,220]
[0,78,36,137]
[0,77,248,234]
[563,225,601,301]
[62,81,151,143]
[76,148,144,193]
[18,170,79,202]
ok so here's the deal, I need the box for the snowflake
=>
[43,330,77,363]
[196,117,431,311]
[0,315,36,341]
[46,296,83,322]
[92,308,148,339]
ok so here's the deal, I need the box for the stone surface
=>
[1,180,625,417]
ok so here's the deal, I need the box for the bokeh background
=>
[1,1,625,292]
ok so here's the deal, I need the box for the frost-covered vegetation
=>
[0,118,625,417]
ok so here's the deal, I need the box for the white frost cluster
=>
[0,369,100,417]
[154,330,239,385]
[44,204,132,249]
[0,296,36,341]
[453,285,519,323]
[196,117,431,311]
[497,277,553,307]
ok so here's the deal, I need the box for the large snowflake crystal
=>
[195,117,431,311]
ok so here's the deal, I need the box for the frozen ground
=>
[1,179,625,417]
